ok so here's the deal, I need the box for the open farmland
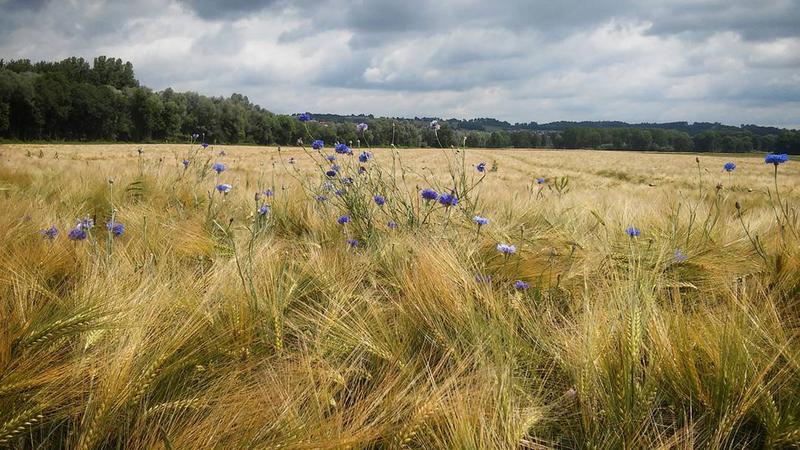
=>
[0,143,798,448]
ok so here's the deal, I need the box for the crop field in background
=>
[0,142,798,449]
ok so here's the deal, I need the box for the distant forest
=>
[1,56,798,153]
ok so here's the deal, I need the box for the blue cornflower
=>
[388,220,398,229]
[315,195,327,202]
[724,162,736,172]
[335,143,352,155]
[374,195,386,206]
[312,139,324,150]
[212,162,225,174]
[77,218,94,230]
[358,151,372,163]
[674,249,688,263]
[68,227,87,241]
[201,142,209,149]
[335,189,345,196]
[421,188,438,201]
[258,205,270,215]
[341,177,354,185]
[337,215,350,225]
[475,274,492,284]
[438,192,458,207]
[326,170,337,178]
[536,178,545,184]
[326,155,336,162]
[106,221,125,237]
[182,159,190,169]
[476,162,486,173]
[514,280,530,291]
[356,122,368,133]
[497,243,517,254]
[263,189,274,197]
[323,181,334,190]
[216,183,232,194]
[331,164,341,172]
[346,238,359,248]
[625,226,641,237]
[41,226,58,240]
[298,112,312,122]
[358,166,367,174]
[473,216,489,226]
[765,153,789,165]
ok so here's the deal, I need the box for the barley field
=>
[0,142,798,449]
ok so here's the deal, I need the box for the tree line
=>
[1,56,797,153]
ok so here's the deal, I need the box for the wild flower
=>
[765,153,789,165]
[323,182,334,190]
[191,133,199,140]
[216,183,232,194]
[77,218,94,230]
[724,162,736,172]
[514,280,530,291]
[625,226,641,237]
[337,215,350,225]
[477,162,486,173]
[335,143,352,155]
[421,188,438,201]
[258,205,270,215]
[497,243,517,254]
[358,166,367,174]
[374,195,386,206]
[536,178,545,184]
[68,227,87,241]
[41,226,58,240]
[315,195,327,202]
[356,123,368,133]
[358,151,372,163]
[201,142,209,149]
[674,249,688,263]
[213,162,226,174]
[331,164,341,172]
[346,238,359,248]
[298,112,312,122]
[106,221,125,237]
[475,274,492,284]
[341,177,354,185]
[335,189,345,196]
[263,189,274,197]
[326,154,336,162]
[326,170,337,178]
[473,216,489,226]
[182,159,190,169]
[438,192,458,207]
[388,220,398,229]
[312,139,324,150]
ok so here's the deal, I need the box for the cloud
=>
[0,0,798,127]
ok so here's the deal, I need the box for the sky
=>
[1,0,799,127]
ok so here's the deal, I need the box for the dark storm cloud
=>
[177,0,284,19]
[0,0,798,126]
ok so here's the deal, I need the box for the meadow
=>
[0,136,798,449]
